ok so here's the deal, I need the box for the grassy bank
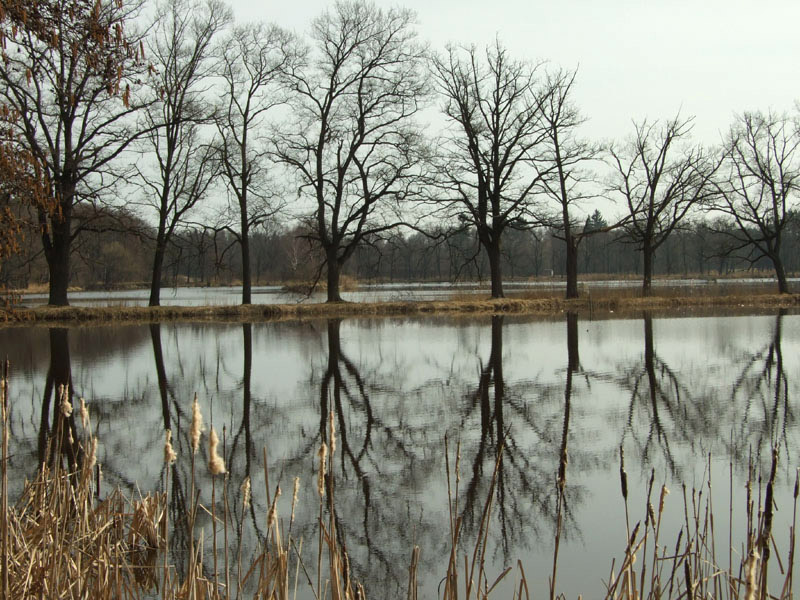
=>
[4,289,800,326]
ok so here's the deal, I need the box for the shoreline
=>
[4,292,800,326]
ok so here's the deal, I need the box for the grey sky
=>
[229,0,800,145]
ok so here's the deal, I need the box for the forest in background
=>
[1,0,798,303]
[4,207,799,292]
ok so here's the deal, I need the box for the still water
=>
[18,277,795,306]
[3,312,799,598]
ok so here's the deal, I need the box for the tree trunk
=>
[149,230,167,307]
[326,249,343,302]
[772,254,789,293]
[487,241,504,298]
[642,240,654,297]
[45,215,72,306]
[565,236,579,299]
[241,219,252,305]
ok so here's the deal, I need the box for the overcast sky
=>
[228,0,800,146]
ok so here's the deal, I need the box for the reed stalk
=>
[1,361,8,600]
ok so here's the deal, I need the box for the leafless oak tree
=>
[138,0,231,306]
[538,68,606,299]
[0,0,150,305]
[608,115,718,296]
[714,110,800,293]
[430,40,549,298]
[274,0,428,302]
[214,23,299,304]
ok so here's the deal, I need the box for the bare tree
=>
[138,0,230,306]
[215,23,299,304]
[0,0,149,305]
[430,39,549,298]
[274,0,428,302]
[714,110,800,293]
[538,68,607,299]
[608,116,718,296]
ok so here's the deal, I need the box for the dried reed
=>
[604,447,796,600]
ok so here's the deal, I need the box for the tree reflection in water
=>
[39,328,80,471]
[608,312,796,479]
[301,316,591,594]
[612,314,713,478]
[152,321,271,586]
[224,323,269,570]
[456,314,585,567]
[150,323,194,579]
[308,318,433,592]
[727,309,794,466]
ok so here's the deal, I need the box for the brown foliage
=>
[0,109,51,266]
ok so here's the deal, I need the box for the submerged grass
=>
[1,370,797,599]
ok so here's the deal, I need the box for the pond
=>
[2,311,798,598]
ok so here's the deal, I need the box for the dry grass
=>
[1,371,797,599]
[1,382,166,598]
[2,289,799,327]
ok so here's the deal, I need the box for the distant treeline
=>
[4,207,797,291]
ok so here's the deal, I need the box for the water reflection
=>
[613,314,701,476]
[550,312,579,597]
[320,318,389,584]
[39,328,80,469]
[5,312,800,598]
[728,309,793,463]
[605,311,796,479]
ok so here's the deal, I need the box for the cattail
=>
[659,485,670,514]
[79,397,89,430]
[268,486,281,529]
[291,476,300,524]
[241,476,251,510]
[619,446,628,500]
[85,436,97,471]
[208,427,226,475]
[317,442,328,497]
[190,393,203,454]
[744,548,759,600]
[647,502,655,526]
[59,385,73,417]
[329,410,336,456]
[164,429,176,464]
